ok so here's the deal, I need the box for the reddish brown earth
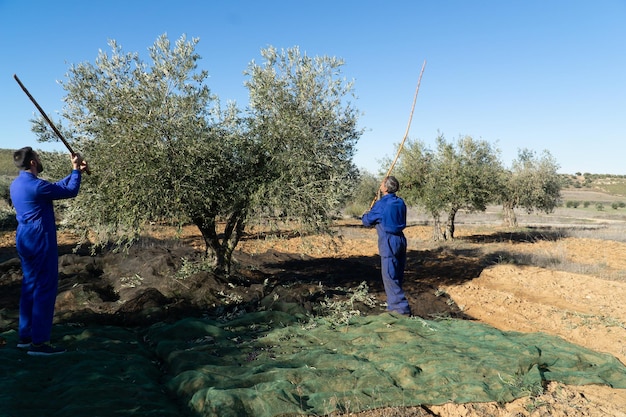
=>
[1,212,626,416]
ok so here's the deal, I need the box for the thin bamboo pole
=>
[370,59,426,208]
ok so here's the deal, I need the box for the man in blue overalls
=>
[10,147,88,356]
[361,176,411,316]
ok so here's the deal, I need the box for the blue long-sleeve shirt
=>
[362,193,407,234]
[362,192,407,260]
[10,169,82,229]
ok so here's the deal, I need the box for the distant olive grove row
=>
[565,200,626,210]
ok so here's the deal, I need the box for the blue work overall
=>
[362,193,410,315]
[10,170,82,344]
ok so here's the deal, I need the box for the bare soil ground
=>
[1,190,626,416]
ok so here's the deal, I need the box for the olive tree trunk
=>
[502,201,518,227]
[443,208,458,240]
[431,216,444,241]
[193,208,247,275]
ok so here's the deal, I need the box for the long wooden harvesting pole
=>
[370,59,426,208]
[14,74,91,174]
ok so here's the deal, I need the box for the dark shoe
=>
[17,337,32,349]
[27,343,66,356]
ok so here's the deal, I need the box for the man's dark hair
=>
[13,147,36,170]
[385,176,400,194]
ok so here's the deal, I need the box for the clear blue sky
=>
[1,0,625,175]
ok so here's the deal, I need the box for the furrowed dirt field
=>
[1,188,626,416]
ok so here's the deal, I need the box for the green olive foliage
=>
[343,170,381,217]
[244,46,361,230]
[395,134,503,240]
[37,35,360,273]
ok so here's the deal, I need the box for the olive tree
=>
[394,134,503,240]
[437,135,504,239]
[36,36,360,274]
[500,149,561,227]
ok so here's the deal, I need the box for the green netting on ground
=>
[2,311,626,417]
[148,311,626,417]
[0,325,185,417]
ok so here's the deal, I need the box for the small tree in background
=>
[393,134,503,240]
[343,170,381,218]
[499,149,561,227]
[434,135,503,239]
